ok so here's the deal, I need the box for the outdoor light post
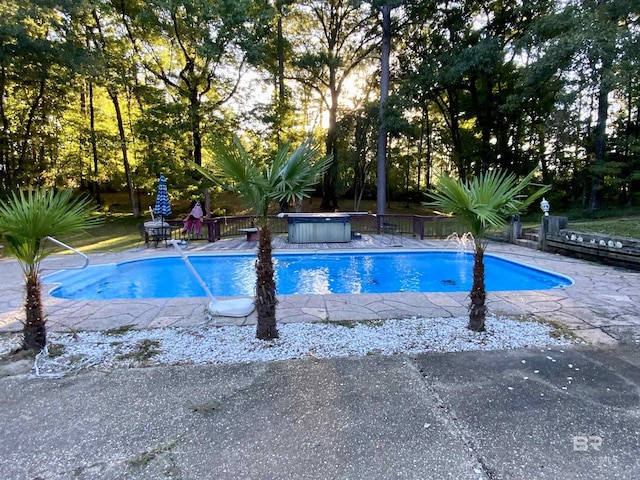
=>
[540,197,550,250]
[540,197,550,216]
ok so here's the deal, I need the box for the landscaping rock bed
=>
[546,229,640,270]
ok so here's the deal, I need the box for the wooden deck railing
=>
[169,213,464,242]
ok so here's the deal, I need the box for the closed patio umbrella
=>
[153,175,172,223]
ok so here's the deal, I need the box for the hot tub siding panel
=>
[289,218,351,243]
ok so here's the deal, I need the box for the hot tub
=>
[286,213,351,243]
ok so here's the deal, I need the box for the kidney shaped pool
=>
[43,251,573,300]
[44,250,573,300]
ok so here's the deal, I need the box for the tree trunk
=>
[425,106,432,191]
[16,79,46,181]
[353,114,369,211]
[108,90,139,217]
[442,90,465,179]
[469,78,492,175]
[22,273,46,351]
[468,244,487,332]
[589,56,612,212]
[417,99,432,192]
[88,82,102,206]
[539,124,549,185]
[275,12,286,146]
[190,88,203,166]
[255,225,279,340]
[0,65,11,191]
[322,96,339,211]
[376,4,391,215]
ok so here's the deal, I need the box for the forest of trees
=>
[1,0,639,215]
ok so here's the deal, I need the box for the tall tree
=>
[264,0,297,147]
[0,0,89,191]
[116,0,270,166]
[399,0,560,179]
[338,99,378,211]
[576,0,637,211]
[289,0,379,210]
[89,5,140,215]
[376,2,391,214]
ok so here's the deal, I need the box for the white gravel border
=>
[1,316,573,377]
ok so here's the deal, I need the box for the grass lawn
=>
[55,214,143,254]
[569,217,640,239]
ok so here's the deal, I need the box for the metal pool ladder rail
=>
[46,236,89,269]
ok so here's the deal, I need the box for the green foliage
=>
[0,0,94,192]
[194,135,332,223]
[116,0,270,167]
[0,189,102,275]
[0,187,102,351]
[288,0,379,208]
[427,169,550,245]
[194,134,332,340]
[1,0,640,215]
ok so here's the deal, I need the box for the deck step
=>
[514,238,539,249]
[518,227,539,243]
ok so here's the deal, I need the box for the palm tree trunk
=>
[255,226,279,340]
[468,245,487,332]
[22,273,46,351]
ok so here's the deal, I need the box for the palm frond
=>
[199,135,331,220]
[426,168,549,238]
[0,189,101,272]
[272,139,332,204]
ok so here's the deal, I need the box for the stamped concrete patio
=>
[1,235,639,345]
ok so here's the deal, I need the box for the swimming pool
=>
[44,251,573,300]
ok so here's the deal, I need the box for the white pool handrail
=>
[168,240,255,318]
[46,236,89,269]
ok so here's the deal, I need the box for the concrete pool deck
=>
[1,235,639,345]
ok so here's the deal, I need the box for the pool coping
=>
[1,237,640,346]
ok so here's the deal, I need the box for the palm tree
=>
[195,136,332,340]
[0,189,101,351]
[427,169,549,332]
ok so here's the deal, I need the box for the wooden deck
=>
[185,233,447,252]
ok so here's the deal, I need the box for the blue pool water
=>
[44,251,573,300]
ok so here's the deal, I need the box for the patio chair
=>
[138,223,147,247]
[382,221,402,245]
[142,222,174,248]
